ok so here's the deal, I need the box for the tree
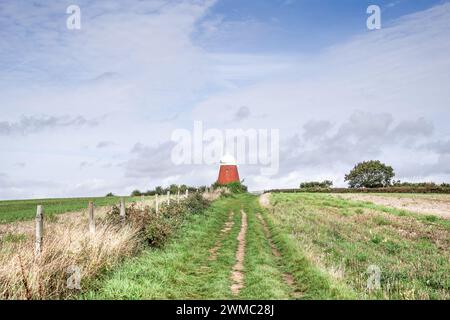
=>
[300,180,333,189]
[169,184,178,194]
[345,160,394,188]
[155,186,163,195]
[131,189,142,196]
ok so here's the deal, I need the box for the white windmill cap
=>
[220,154,237,165]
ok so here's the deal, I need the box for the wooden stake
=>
[177,189,180,204]
[185,189,189,198]
[167,191,170,206]
[155,194,159,213]
[88,201,95,234]
[35,205,44,256]
[120,198,126,222]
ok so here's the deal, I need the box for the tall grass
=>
[0,193,213,299]
[0,210,141,299]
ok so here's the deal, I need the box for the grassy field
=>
[83,194,293,299]
[268,193,450,299]
[0,196,141,224]
[1,192,447,300]
[83,194,355,300]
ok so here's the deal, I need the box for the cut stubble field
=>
[332,193,450,219]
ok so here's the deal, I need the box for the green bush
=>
[106,194,211,248]
[131,189,142,197]
[184,192,211,214]
[300,180,333,189]
[213,181,248,193]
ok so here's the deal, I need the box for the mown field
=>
[268,193,449,299]
[0,196,141,224]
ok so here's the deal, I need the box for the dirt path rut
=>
[230,209,248,296]
[208,211,235,261]
[256,212,302,298]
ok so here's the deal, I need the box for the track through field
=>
[84,194,301,299]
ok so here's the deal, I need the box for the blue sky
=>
[196,0,446,53]
[1,0,450,199]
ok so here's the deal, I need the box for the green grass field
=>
[269,193,450,299]
[80,193,449,300]
[83,194,295,299]
[1,192,447,300]
[0,196,141,224]
[82,194,355,299]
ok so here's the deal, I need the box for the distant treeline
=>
[266,183,450,194]
[106,185,210,197]
[129,185,207,197]
[106,181,248,198]
[284,160,450,194]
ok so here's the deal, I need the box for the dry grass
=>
[332,193,450,219]
[202,188,230,202]
[0,209,141,299]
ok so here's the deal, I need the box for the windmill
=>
[217,154,240,185]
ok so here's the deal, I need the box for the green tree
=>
[155,186,163,195]
[169,184,178,194]
[300,180,333,189]
[131,189,142,196]
[345,160,395,188]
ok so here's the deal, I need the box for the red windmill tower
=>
[217,154,240,185]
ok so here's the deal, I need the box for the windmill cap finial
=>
[220,154,237,165]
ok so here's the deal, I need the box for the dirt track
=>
[208,211,235,261]
[230,210,247,295]
[256,212,302,298]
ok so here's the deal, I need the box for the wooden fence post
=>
[120,198,126,222]
[155,194,159,213]
[177,189,180,204]
[88,201,95,234]
[35,205,44,256]
[167,191,170,206]
[185,189,189,198]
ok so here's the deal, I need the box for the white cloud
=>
[1,1,450,198]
